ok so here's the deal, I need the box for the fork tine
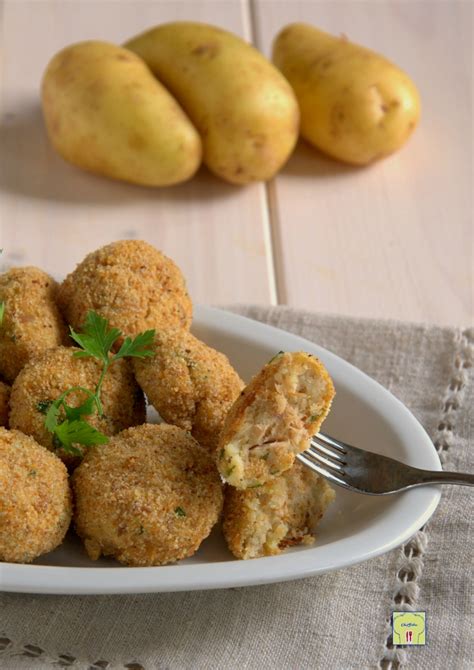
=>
[316,432,348,454]
[309,438,347,465]
[297,452,348,489]
[307,443,345,471]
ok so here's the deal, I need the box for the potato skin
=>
[41,41,202,186]
[125,22,299,184]
[273,23,421,165]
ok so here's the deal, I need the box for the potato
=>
[41,41,202,186]
[272,23,421,165]
[125,22,299,184]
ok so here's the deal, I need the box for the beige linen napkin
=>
[1,306,472,670]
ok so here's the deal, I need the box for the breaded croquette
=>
[57,240,192,341]
[73,424,223,566]
[0,381,10,427]
[9,346,145,465]
[133,329,244,450]
[0,267,68,382]
[218,351,335,488]
[223,461,335,559]
[0,428,72,563]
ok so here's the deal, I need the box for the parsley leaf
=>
[44,311,155,458]
[45,401,61,432]
[114,330,156,360]
[53,419,108,452]
[174,506,186,517]
[70,311,121,363]
[63,396,96,421]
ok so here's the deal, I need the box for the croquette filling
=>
[239,479,290,558]
[220,359,330,488]
[230,469,336,559]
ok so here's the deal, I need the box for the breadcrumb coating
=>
[57,240,192,340]
[0,267,68,382]
[0,428,72,563]
[133,329,243,451]
[218,351,335,488]
[73,423,223,566]
[0,381,10,427]
[9,346,145,466]
[223,461,335,559]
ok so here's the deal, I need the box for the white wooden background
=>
[0,0,472,326]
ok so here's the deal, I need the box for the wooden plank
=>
[0,0,276,304]
[252,0,473,325]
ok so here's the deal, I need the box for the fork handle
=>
[413,470,474,487]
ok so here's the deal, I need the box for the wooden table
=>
[0,0,472,327]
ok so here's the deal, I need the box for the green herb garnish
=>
[36,400,53,415]
[53,419,109,455]
[175,507,186,518]
[268,351,284,364]
[44,310,155,456]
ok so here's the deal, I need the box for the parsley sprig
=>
[44,311,155,456]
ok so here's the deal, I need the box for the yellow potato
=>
[41,41,202,186]
[272,23,421,165]
[125,22,299,184]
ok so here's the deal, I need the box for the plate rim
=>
[0,305,441,594]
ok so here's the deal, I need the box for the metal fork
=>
[297,432,474,495]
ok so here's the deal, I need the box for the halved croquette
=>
[223,461,335,559]
[218,351,335,488]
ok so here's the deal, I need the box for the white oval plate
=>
[0,306,441,594]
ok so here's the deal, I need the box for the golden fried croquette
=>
[9,346,145,465]
[0,381,10,427]
[218,351,335,488]
[223,461,335,559]
[0,428,72,563]
[57,240,192,340]
[133,329,244,450]
[0,267,68,382]
[73,423,223,566]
